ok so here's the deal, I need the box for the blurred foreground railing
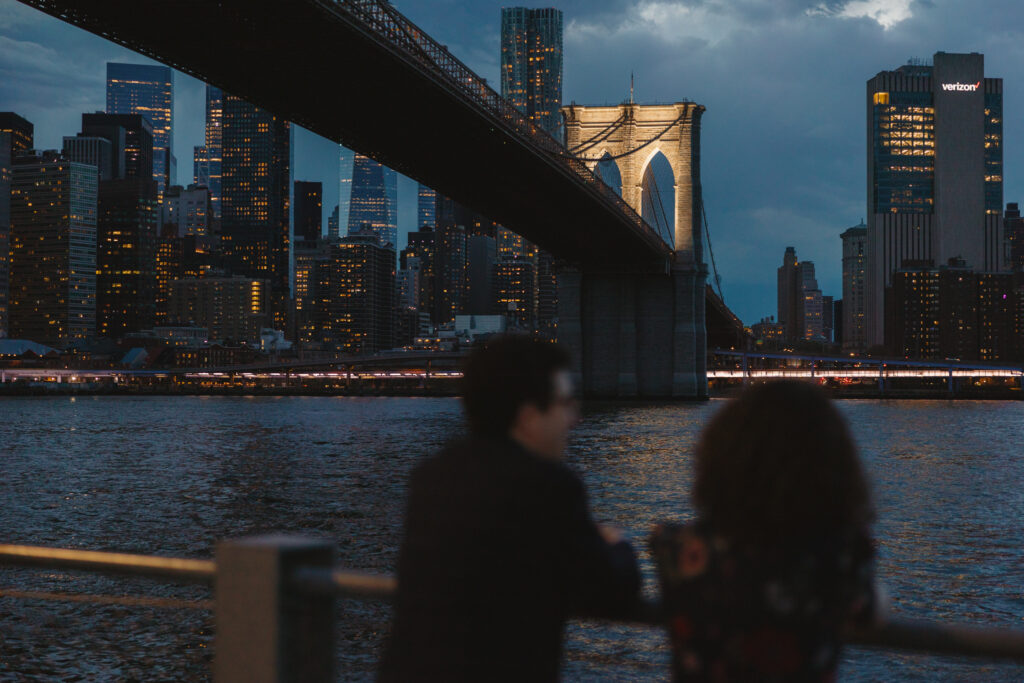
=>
[4,537,1024,682]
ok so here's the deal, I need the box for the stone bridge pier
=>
[559,102,708,399]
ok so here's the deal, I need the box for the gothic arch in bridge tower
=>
[561,102,705,263]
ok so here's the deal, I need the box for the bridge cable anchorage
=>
[559,110,690,163]
[567,112,628,154]
[700,195,726,303]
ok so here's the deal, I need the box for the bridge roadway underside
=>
[22,0,670,269]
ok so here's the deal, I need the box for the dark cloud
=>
[4,0,1024,324]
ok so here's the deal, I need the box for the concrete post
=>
[214,536,335,683]
[948,367,954,395]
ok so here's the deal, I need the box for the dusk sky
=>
[3,0,1024,325]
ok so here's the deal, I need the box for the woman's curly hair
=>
[693,380,872,547]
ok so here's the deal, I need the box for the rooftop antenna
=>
[630,72,634,104]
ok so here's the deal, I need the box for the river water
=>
[1,396,1023,681]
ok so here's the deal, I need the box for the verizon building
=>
[866,52,1003,347]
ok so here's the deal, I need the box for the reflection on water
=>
[2,396,1024,681]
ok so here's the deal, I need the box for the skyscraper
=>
[106,63,174,200]
[204,85,223,219]
[840,221,868,351]
[501,7,564,136]
[338,146,353,231]
[0,112,33,155]
[96,176,159,338]
[294,180,323,244]
[220,94,292,331]
[777,247,824,342]
[327,205,340,240]
[417,183,437,228]
[81,112,154,182]
[501,8,563,337]
[347,153,397,248]
[316,229,395,353]
[10,151,98,347]
[866,52,1003,347]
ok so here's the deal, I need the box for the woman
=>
[651,381,876,682]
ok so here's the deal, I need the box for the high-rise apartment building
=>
[347,153,397,248]
[866,52,1003,347]
[501,8,563,336]
[501,7,564,137]
[10,152,98,347]
[169,276,269,344]
[315,229,395,353]
[220,94,292,331]
[96,177,159,338]
[106,63,174,200]
[294,180,323,245]
[0,112,33,155]
[841,221,868,351]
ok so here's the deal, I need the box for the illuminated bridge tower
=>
[560,102,708,398]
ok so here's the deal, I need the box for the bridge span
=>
[19,0,717,398]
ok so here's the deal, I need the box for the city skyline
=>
[5,0,1024,325]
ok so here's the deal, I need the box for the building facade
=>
[840,221,868,351]
[169,277,269,344]
[0,112,34,155]
[81,112,154,182]
[417,183,437,229]
[204,85,223,219]
[106,62,174,200]
[9,152,98,347]
[294,180,323,245]
[315,230,395,354]
[347,153,397,249]
[500,7,563,137]
[866,52,1003,347]
[220,94,292,331]
[96,177,159,338]
[162,184,212,237]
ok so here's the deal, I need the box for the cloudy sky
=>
[2,0,1023,325]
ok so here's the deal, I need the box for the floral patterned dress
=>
[650,521,875,682]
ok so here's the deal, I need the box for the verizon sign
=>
[941,81,981,92]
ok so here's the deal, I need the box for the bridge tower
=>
[559,102,708,399]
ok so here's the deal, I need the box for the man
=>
[378,336,641,682]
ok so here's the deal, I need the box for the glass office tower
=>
[866,52,1003,346]
[106,62,174,201]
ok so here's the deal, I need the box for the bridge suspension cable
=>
[700,196,726,303]
[642,164,673,246]
[567,112,627,154]
[559,109,690,163]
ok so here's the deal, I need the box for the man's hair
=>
[461,335,572,437]
[694,380,872,546]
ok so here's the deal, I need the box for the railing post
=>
[214,535,335,683]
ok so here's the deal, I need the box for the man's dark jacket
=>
[378,436,641,682]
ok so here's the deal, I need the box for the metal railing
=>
[322,0,671,252]
[4,537,1024,682]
